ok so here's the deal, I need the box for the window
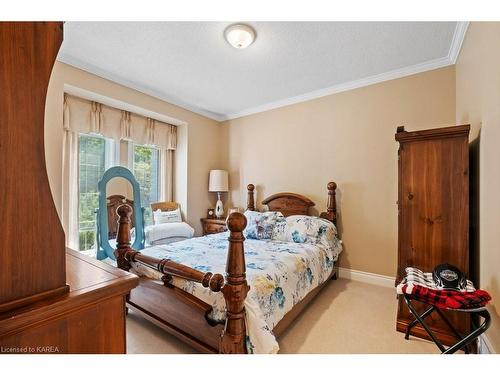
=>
[133,144,160,226]
[78,134,115,250]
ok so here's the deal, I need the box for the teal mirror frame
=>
[96,166,145,260]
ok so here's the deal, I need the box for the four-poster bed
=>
[114,182,340,353]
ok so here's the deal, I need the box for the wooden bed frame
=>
[115,182,338,353]
[107,195,136,239]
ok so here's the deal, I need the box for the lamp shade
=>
[209,170,229,192]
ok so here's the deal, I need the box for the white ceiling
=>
[58,22,467,121]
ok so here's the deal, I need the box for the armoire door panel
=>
[399,137,469,275]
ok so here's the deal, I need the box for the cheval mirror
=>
[96,166,145,260]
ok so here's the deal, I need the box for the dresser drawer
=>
[200,218,227,235]
[206,223,226,234]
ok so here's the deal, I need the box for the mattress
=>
[130,231,343,353]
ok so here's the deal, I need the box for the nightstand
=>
[200,217,227,235]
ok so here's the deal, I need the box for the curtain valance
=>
[63,94,177,150]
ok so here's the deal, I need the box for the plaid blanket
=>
[398,283,491,309]
[397,267,491,309]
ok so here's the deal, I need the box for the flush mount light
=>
[224,24,256,49]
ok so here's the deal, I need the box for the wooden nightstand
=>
[200,217,227,235]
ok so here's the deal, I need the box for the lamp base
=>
[215,195,224,218]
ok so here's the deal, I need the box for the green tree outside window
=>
[133,144,160,226]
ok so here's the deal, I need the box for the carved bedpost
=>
[219,212,249,354]
[246,184,255,211]
[114,204,133,271]
[320,181,337,224]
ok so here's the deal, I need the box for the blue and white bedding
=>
[130,215,342,354]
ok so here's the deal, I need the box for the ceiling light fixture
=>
[224,24,256,49]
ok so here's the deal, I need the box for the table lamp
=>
[209,170,229,218]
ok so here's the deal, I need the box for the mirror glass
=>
[106,176,135,248]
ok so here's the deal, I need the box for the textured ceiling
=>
[58,22,462,121]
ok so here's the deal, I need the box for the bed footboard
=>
[114,204,249,354]
[219,214,249,353]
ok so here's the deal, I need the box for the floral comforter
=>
[130,232,342,353]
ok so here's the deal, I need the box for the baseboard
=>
[478,333,495,354]
[338,267,395,288]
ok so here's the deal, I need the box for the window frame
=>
[75,135,164,250]
[77,133,118,251]
[130,142,162,226]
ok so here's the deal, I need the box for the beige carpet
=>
[126,278,440,354]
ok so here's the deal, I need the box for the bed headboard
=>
[246,182,337,224]
[262,192,314,217]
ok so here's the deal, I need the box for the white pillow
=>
[153,208,182,224]
[145,222,195,243]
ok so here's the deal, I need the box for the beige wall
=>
[45,61,225,235]
[456,22,500,353]
[221,66,456,277]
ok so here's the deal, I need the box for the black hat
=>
[432,264,467,291]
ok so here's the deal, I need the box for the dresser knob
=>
[407,193,414,200]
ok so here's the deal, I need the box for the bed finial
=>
[115,204,136,271]
[226,211,247,233]
[116,204,132,248]
[320,181,337,224]
[246,183,255,211]
[220,212,249,354]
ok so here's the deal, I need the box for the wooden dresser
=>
[0,22,138,354]
[395,125,471,345]
[0,250,137,353]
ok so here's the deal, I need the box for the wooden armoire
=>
[395,124,471,346]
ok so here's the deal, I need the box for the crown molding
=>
[59,22,470,123]
[223,22,470,121]
[448,21,469,64]
[57,54,226,122]
[222,56,452,121]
